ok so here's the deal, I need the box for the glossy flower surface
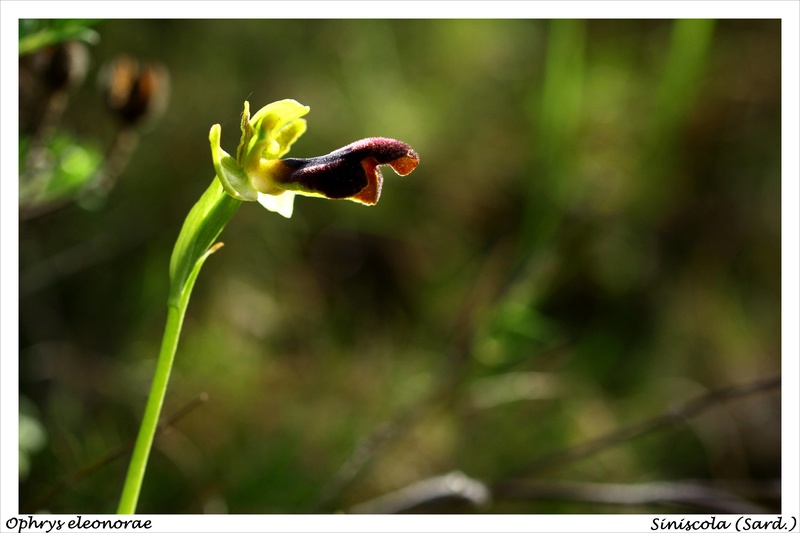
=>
[210,100,419,218]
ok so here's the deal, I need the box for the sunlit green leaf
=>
[19,19,101,55]
[20,133,103,203]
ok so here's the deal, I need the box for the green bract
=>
[210,99,309,218]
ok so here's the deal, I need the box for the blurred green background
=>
[18,19,781,514]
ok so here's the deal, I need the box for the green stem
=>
[116,303,185,514]
[117,179,240,514]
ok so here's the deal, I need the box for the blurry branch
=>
[349,471,491,514]
[348,471,776,514]
[24,393,208,513]
[519,375,781,477]
[340,376,780,514]
[469,371,563,410]
[492,479,775,514]
[313,239,518,512]
[313,407,426,513]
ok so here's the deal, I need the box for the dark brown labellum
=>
[273,137,419,204]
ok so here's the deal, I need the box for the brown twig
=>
[343,376,781,514]
[518,375,781,477]
[349,471,491,514]
[348,472,777,514]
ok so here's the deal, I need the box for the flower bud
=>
[99,56,170,127]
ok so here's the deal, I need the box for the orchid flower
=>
[210,99,419,218]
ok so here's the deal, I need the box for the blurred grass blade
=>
[638,19,716,217]
[653,19,716,143]
[538,19,586,192]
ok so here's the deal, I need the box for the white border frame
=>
[3,3,797,532]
